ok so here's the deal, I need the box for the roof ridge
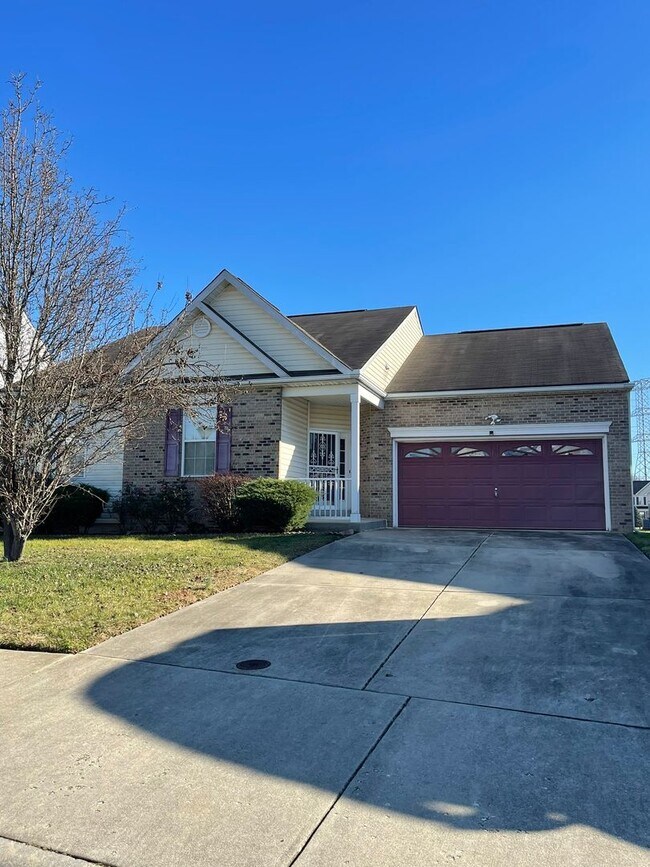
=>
[459,322,585,335]
[419,322,603,339]
[289,305,415,318]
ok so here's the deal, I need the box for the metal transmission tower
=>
[633,379,650,479]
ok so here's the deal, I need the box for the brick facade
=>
[122,387,282,491]
[360,389,633,532]
[123,384,632,532]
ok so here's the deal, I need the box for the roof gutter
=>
[235,369,387,396]
[386,382,633,399]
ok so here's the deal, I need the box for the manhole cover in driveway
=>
[235,659,271,671]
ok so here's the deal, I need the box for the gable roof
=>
[633,481,650,495]
[126,269,354,377]
[386,322,629,394]
[289,306,415,370]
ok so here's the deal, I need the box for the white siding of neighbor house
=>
[0,315,40,385]
[279,397,309,479]
[361,307,423,391]
[71,436,124,502]
[208,284,337,372]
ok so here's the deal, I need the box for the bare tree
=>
[0,76,234,561]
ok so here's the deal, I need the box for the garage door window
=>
[451,446,489,457]
[551,444,594,456]
[501,444,542,457]
[405,447,441,458]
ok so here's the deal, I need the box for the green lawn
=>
[627,531,650,558]
[0,533,335,653]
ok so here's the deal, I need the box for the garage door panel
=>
[397,438,606,530]
[499,504,549,525]
[498,463,546,482]
[445,482,495,500]
[574,482,605,503]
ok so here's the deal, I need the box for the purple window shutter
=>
[215,406,232,473]
[164,409,183,476]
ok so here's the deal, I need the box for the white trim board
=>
[282,382,384,407]
[387,382,632,399]
[388,422,612,440]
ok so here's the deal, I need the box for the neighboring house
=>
[633,480,650,511]
[81,269,633,532]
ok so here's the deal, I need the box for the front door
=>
[309,430,348,507]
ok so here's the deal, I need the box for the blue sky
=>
[3,1,650,379]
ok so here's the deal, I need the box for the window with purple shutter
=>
[164,409,183,476]
[215,406,232,473]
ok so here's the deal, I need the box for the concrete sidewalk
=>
[0,648,68,689]
[0,529,648,866]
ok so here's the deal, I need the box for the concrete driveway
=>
[0,530,648,866]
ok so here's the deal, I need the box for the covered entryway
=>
[397,438,607,530]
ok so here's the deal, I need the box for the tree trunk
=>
[3,520,26,561]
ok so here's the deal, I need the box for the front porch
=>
[278,382,383,526]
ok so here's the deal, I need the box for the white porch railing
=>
[299,477,350,519]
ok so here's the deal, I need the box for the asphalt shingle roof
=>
[289,306,416,370]
[384,323,629,393]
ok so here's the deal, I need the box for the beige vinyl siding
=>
[309,403,350,432]
[361,307,423,391]
[209,284,336,372]
[279,397,309,479]
[172,312,272,377]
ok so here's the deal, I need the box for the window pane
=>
[501,445,542,457]
[183,441,216,476]
[405,447,441,458]
[551,444,594,456]
[184,409,217,442]
[451,446,489,458]
[339,437,346,477]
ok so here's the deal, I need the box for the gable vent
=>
[192,315,212,338]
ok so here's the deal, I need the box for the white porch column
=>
[349,388,361,522]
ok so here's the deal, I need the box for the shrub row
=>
[38,484,110,534]
[118,476,317,533]
[38,475,317,535]
[200,475,317,532]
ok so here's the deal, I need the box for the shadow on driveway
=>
[85,599,650,854]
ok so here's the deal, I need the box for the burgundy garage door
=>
[397,439,606,530]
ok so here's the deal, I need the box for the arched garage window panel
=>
[501,445,542,457]
[552,444,595,456]
[451,446,489,458]
[404,447,441,458]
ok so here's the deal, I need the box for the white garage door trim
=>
[390,422,612,532]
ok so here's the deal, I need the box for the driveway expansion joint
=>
[361,690,650,731]
[443,588,650,602]
[0,833,117,867]
[287,697,411,867]
[360,533,494,689]
[89,651,649,731]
